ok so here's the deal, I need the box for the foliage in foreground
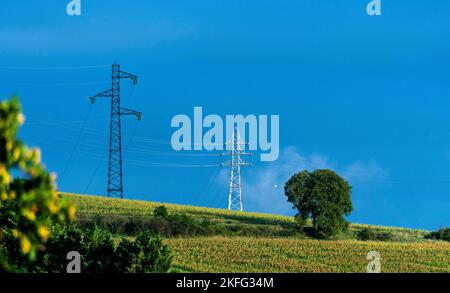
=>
[285,169,353,238]
[0,97,75,271]
[2,224,172,273]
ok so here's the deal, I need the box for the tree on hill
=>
[284,169,353,238]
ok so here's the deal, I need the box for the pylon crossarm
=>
[119,70,138,84]
[89,89,113,103]
[120,107,143,121]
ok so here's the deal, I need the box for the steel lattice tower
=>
[89,62,142,198]
[221,128,251,211]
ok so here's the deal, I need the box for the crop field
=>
[64,193,294,224]
[64,193,450,273]
[167,237,450,273]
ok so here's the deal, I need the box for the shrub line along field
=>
[64,193,450,273]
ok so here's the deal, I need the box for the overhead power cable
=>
[59,105,94,185]
[39,143,220,169]
[0,64,110,70]
[2,81,109,87]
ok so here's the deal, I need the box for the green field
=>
[65,193,450,273]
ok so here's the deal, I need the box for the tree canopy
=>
[284,169,353,238]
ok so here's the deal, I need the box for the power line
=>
[31,130,450,185]
[59,104,94,185]
[26,118,109,126]
[196,167,220,206]
[84,149,107,194]
[30,126,450,185]
[123,122,139,157]
[209,169,230,208]
[1,81,109,87]
[24,119,232,146]
[39,142,219,168]
[28,125,219,157]
[25,119,227,147]
[123,83,136,108]
[0,64,110,70]
[23,120,222,156]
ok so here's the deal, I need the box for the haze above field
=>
[1,1,450,230]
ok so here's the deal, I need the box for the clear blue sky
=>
[1,1,449,230]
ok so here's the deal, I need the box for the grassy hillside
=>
[65,193,428,240]
[64,193,450,273]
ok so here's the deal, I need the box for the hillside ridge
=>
[63,192,430,241]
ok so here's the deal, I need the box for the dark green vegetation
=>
[426,228,450,242]
[66,193,430,242]
[1,224,172,273]
[285,169,353,238]
[356,227,393,241]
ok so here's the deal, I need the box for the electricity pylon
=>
[89,62,142,198]
[221,128,251,211]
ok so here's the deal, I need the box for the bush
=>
[425,228,450,242]
[126,232,172,273]
[357,228,377,241]
[75,210,210,237]
[356,227,393,242]
[83,227,116,273]
[27,224,173,273]
[154,206,169,219]
[114,232,172,273]
[376,232,393,241]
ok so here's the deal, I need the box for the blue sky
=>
[1,1,450,230]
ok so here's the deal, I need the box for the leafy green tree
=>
[285,169,353,238]
[0,97,75,271]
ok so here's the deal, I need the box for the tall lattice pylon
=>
[221,128,251,211]
[89,62,142,198]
